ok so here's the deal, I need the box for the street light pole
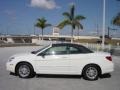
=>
[102,0,106,49]
[34,24,35,35]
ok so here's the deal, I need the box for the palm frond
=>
[77,23,83,30]
[35,23,42,28]
[72,20,83,29]
[35,17,51,29]
[38,17,46,23]
[57,19,71,29]
[112,13,120,26]
[63,12,71,20]
[75,15,86,21]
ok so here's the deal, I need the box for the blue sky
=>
[0,0,120,37]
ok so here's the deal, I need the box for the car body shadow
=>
[36,74,82,79]
[10,72,17,76]
[10,72,111,80]
[100,73,111,79]
[36,73,111,80]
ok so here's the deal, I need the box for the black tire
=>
[16,63,34,78]
[82,64,100,81]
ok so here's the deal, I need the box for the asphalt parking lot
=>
[0,46,120,90]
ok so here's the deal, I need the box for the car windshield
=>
[31,45,49,54]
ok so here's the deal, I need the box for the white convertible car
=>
[6,43,114,80]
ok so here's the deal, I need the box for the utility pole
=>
[96,24,99,36]
[108,27,110,38]
[107,27,117,38]
[102,0,106,49]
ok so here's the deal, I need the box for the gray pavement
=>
[0,46,120,90]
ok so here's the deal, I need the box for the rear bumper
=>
[102,62,114,74]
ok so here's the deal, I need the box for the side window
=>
[68,45,93,54]
[44,46,67,55]
[78,46,93,53]
[69,46,80,54]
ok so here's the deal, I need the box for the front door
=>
[34,45,71,74]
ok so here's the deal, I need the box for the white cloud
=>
[30,0,59,9]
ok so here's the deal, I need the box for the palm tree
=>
[35,17,51,40]
[112,12,120,26]
[57,4,85,42]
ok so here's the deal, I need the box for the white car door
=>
[34,45,71,74]
[66,45,92,74]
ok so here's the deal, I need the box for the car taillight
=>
[106,56,112,61]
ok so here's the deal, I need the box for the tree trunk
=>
[71,28,74,43]
[42,29,43,40]
[78,29,80,36]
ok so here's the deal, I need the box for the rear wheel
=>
[82,64,100,81]
[16,63,34,78]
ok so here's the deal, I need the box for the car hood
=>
[11,52,35,58]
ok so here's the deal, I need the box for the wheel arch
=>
[15,61,35,74]
[82,63,102,76]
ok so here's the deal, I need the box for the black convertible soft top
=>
[51,43,93,53]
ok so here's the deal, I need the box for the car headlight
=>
[8,57,15,62]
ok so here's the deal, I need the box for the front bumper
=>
[6,62,15,73]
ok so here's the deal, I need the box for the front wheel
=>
[16,63,34,78]
[82,65,100,81]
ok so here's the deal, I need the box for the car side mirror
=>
[38,53,46,58]
[31,51,36,54]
